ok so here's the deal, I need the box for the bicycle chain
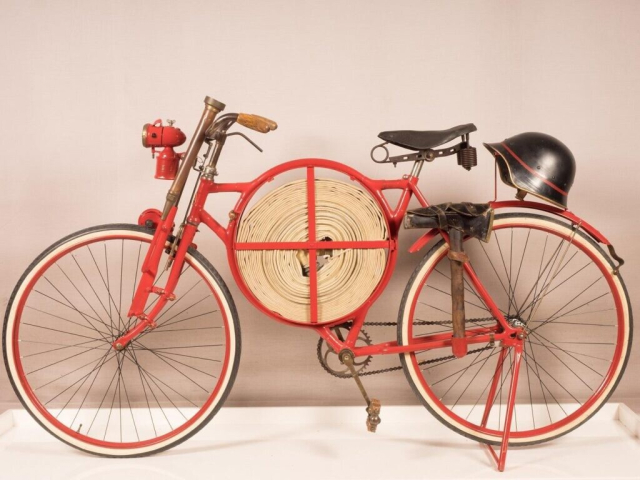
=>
[318,317,496,378]
[363,316,496,328]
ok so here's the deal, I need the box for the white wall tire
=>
[397,213,632,446]
[3,224,241,457]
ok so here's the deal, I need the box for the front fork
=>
[112,206,197,350]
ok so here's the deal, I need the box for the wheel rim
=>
[6,229,235,453]
[402,216,629,443]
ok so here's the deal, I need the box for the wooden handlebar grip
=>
[237,113,278,133]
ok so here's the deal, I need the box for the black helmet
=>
[483,132,576,208]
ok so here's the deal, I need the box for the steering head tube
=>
[161,96,225,219]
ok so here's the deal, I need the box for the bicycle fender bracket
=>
[607,244,625,275]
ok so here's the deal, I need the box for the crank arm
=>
[340,350,381,432]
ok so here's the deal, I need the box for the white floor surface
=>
[0,403,638,480]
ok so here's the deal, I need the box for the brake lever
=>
[226,131,263,153]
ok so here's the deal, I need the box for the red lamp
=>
[141,119,187,180]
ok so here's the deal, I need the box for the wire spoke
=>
[510,229,530,305]
[517,237,564,319]
[525,339,611,363]
[133,341,217,379]
[523,347,581,404]
[130,342,210,392]
[44,349,114,406]
[527,332,594,390]
[522,345,569,416]
[55,263,115,336]
[56,349,113,420]
[128,346,157,436]
[22,338,108,358]
[22,322,102,341]
[69,348,115,429]
[125,348,198,411]
[42,276,108,336]
[493,230,517,315]
[86,356,121,436]
[32,288,109,335]
[25,305,112,338]
[26,342,111,375]
[72,253,115,333]
[152,309,220,331]
[129,353,175,431]
[530,330,606,377]
[87,245,123,328]
[530,289,607,333]
[432,267,501,315]
[451,348,497,409]
[479,241,519,314]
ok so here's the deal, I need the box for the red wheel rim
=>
[10,232,233,450]
[406,219,626,440]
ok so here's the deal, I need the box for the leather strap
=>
[448,250,469,263]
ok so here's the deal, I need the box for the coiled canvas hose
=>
[236,179,388,324]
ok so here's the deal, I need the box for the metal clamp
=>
[607,244,625,275]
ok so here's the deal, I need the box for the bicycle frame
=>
[114,153,521,358]
[114,97,612,363]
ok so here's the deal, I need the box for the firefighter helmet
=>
[484,132,576,208]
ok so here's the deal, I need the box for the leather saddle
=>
[405,202,494,243]
[379,124,477,151]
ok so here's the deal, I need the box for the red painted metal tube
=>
[351,328,511,357]
[307,167,318,324]
[127,206,177,317]
[497,344,523,471]
[481,347,509,427]
[234,240,390,250]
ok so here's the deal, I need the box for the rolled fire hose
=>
[235,179,388,324]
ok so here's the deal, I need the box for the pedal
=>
[366,399,381,433]
[339,349,383,433]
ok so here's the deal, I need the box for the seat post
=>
[410,159,425,177]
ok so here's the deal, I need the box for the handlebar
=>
[161,98,278,220]
[237,113,278,133]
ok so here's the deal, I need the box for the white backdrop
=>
[0,0,638,407]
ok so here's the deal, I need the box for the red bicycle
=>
[3,96,632,470]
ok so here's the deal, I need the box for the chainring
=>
[317,325,373,378]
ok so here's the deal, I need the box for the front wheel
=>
[398,213,632,446]
[3,224,241,457]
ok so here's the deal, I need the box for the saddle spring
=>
[457,145,477,170]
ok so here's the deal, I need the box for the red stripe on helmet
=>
[501,143,568,196]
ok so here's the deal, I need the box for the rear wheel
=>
[3,224,241,457]
[398,213,632,446]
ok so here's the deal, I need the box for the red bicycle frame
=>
[117,155,594,359]
[114,98,614,361]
